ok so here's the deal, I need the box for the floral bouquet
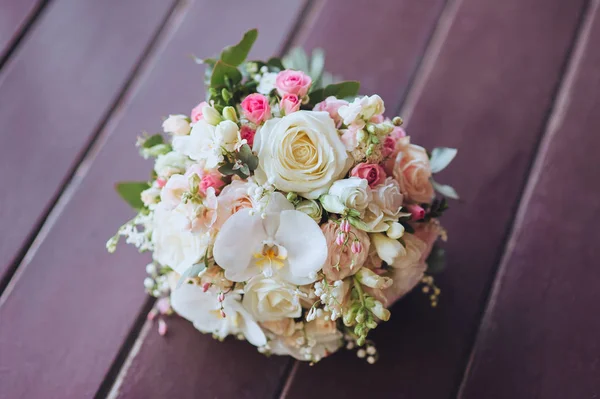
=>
[108,29,458,364]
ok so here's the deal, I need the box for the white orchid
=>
[170,283,266,347]
[213,192,327,285]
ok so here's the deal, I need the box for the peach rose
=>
[275,69,312,97]
[241,93,271,124]
[214,178,255,228]
[390,137,434,204]
[350,163,386,188]
[313,96,348,127]
[321,220,370,281]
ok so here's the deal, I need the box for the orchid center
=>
[253,243,288,276]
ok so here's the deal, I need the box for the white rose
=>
[328,177,372,214]
[162,114,191,136]
[243,276,302,322]
[172,120,239,168]
[152,204,210,274]
[253,111,350,199]
[295,199,322,222]
[154,151,189,179]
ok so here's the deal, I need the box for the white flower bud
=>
[162,114,191,136]
[201,104,223,125]
[386,222,405,239]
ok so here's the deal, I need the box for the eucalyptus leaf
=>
[177,262,207,288]
[115,181,150,210]
[238,144,258,170]
[310,81,360,104]
[142,134,164,148]
[220,29,258,66]
[430,147,458,173]
[210,60,242,87]
[431,179,460,200]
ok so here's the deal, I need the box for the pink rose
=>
[199,171,225,195]
[406,204,425,221]
[280,93,301,115]
[275,69,312,97]
[350,163,386,188]
[314,96,348,127]
[191,101,208,123]
[388,137,434,204]
[240,125,256,148]
[321,220,370,281]
[241,93,271,124]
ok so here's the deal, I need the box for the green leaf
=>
[431,179,460,200]
[177,262,207,288]
[267,57,285,70]
[238,144,259,170]
[210,60,242,87]
[426,246,446,274]
[115,181,150,210]
[218,162,248,179]
[141,134,164,149]
[430,147,457,173]
[283,47,309,73]
[310,81,360,104]
[220,29,258,66]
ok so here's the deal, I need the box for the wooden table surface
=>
[1,0,598,398]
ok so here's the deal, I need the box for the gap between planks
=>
[0,0,187,302]
[454,0,600,396]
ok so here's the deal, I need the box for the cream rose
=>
[152,204,211,274]
[371,177,404,219]
[327,177,372,215]
[392,137,435,204]
[243,276,302,322]
[253,111,350,199]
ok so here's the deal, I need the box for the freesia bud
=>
[222,106,238,123]
[386,222,405,239]
[202,104,223,125]
[356,268,393,289]
[370,300,390,321]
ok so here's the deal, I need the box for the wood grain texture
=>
[460,2,600,398]
[0,1,305,399]
[0,0,40,59]
[0,0,176,283]
[283,0,588,398]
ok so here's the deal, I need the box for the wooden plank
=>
[111,1,450,398]
[0,1,304,399]
[459,2,600,397]
[283,0,589,397]
[0,0,40,60]
[0,0,176,284]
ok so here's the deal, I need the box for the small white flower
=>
[256,72,278,95]
[154,151,189,179]
[162,114,191,136]
[172,120,240,168]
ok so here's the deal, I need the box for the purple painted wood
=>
[0,0,40,59]
[283,0,588,398]
[0,1,303,398]
[460,3,600,398]
[113,1,449,397]
[0,0,176,283]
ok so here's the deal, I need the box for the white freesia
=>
[253,111,350,199]
[152,204,211,274]
[172,120,239,168]
[243,275,302,322]
[328,177,372,215]
[370,232,405,265]
[162,114,191,136]
[386,222,405,239]
[256,72,278,95]
[171,283,266,347]
[213,192,327,285]
[154,151,189,179]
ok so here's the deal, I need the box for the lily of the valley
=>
[213,192,327,285]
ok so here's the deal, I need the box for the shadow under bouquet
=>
[108,29,458,364]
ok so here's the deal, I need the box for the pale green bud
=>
[386,222,405,239]
[370,300,390,321]
[222,106,238,123]
[202,104,223,125]
[357,129,369,143]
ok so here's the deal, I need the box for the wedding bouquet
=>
[108,30,458,364]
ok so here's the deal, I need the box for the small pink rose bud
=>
[336,232,346,246]
[280,93,301,115]
[351,240,362,254]
[407,204,425,221]
[218,292,225,302]
[340,219,351,233]
[158,319,167,336]
[201,282,210,292]
[156,178,166,188]
[241,93,271,124]
[220,309,226,318]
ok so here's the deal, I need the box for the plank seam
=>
[0,0,51,71]
[454,0,599,396]
[0,0,185,300]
